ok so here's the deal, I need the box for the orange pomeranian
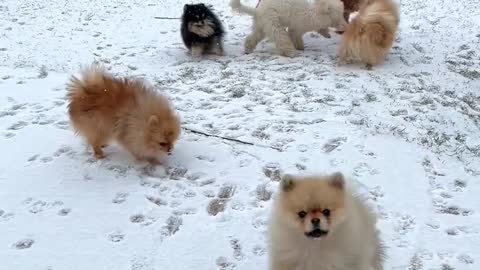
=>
[67,65,181,163]
[338,0,399,69]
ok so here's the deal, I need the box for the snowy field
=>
[1,0,479,269]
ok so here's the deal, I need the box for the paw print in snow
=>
[263,162,281,181]
[13,238,34,249]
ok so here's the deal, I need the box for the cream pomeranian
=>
[67,65,181,163]
[268,172,385,270]
[338,0,399,69]
[231,0,347,57]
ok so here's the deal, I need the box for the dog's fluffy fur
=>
[67,65,181,163]
[268,173,385,270]
[181,3,225,57]
[338,0,399,68]
[230,0,347,57]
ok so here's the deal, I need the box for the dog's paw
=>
[191,46,204,58]
[337,57,347,66]
[244,47,254,54]
[244,43,256,54]
[293,42,304,50]
[282,50,299,58]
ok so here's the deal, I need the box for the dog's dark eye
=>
[322,209,331,216]
[297,211,307,219]
[159,142,168,147]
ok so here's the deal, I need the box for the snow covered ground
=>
[1,0,479,269]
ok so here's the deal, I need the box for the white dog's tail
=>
[230,0,256,16]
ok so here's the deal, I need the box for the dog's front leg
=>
[337,44,348,65]
[191,45,205,57]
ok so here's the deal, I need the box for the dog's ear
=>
[280,174,296,192]
[183,4,189,12]
[328,172,345,190]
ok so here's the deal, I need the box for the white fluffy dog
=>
[230,0,348,57]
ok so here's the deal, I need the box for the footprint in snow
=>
[172,207,197,216]
[53,145,75,158]
[129,214,157,226]
[437,205,473,216]
[13,238,34,249]
[131,256,154,270]
[453,179,467,192]
[166,166,188,180]
[58,208,71,216]
[216,256,235,270]
[457,254,474,264]
[4,132,15,138]
[40,156,53,163]
[130,214,146,223]
[207,198,228,216]
[218,184,236,199]
[146,195,167,206]
[0,212,15,221]
[263,162,282,182]
[322,137,347,153]
[108,230,125,243]
[255,183,272,202]
[229,238,245,261]
[252,245,266,256]
[8,121,28,131]
[112,193,129,204]
[160,215,183,237]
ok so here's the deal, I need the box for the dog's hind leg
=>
[263,18,297,57]
[245,24,265,54]
[288,30,305,50]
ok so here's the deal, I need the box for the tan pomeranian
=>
[67,65,181,163]
[338,0,399,69]
[268,172,385,270]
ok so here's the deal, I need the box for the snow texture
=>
[0,0,479,269]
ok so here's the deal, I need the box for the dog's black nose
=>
[311,218,320,225]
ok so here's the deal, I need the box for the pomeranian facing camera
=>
[181,3,225,57]
[268,172,385,270]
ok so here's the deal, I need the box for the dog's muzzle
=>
[305,218,328,238]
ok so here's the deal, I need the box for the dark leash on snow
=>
[154,17,180,20]
[183,127,282,152]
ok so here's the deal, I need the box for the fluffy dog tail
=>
[67,64,135,117]
[230,0,256,16]
[358,0,399,48]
